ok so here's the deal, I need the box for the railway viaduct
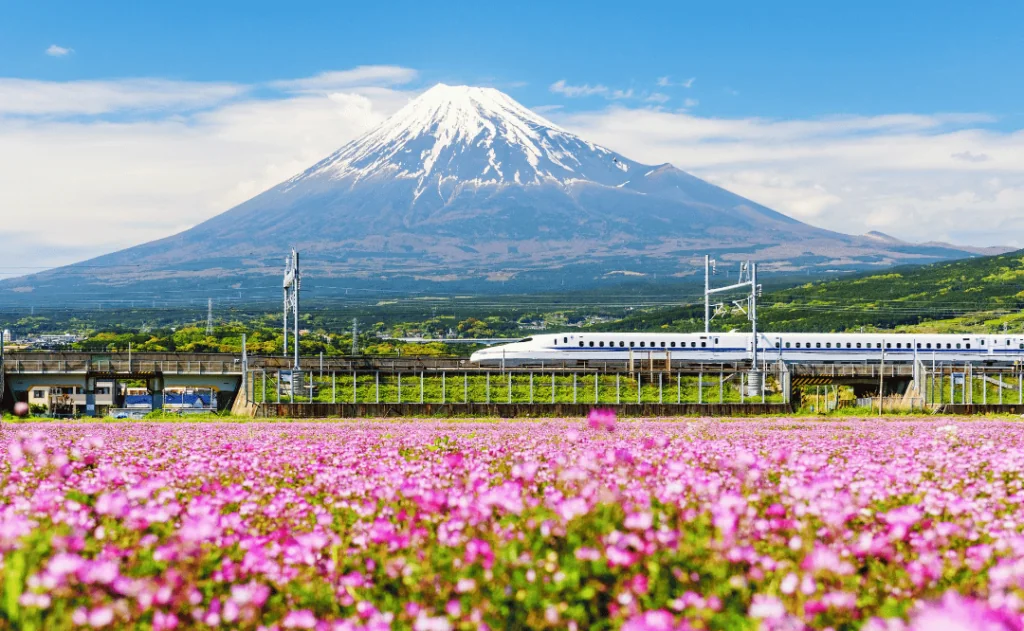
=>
[2,351,1021,416]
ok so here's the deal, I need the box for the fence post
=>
[740,372,744,403]
[594,373,599,404]
[637,373,642,404]
[659,372,663,404]
[616,373,620,404]
[677,372,681,404]
[464,372,468,404]
[398,373,402,404]
[508,372,512,404]
[573,374,578,403]
[351,371,357,403]
[376,372,380,404]
[486,372,490,404]
[551,372,555,404]
[331,371,336,404]
[529,372,533,404]
[420,372,424,404]
[442,371,446,404]
[698,370,703,404]
[719,368,724,403]
[276,370,281,403]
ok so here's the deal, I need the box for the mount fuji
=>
[2,84,1003,303]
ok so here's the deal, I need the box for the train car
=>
[469,332,1024,366]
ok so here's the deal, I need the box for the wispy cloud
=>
[951,150,989,163]
[646,92,670,104]
[551,80,636,100]
[683,98,699,108]
[45,44,72,57]
[555,106,1024,247]
[0,78,246,116]
[549,80,609,97]
[656,76,695,88]
[0,68,416,274]
[270,65,417,92]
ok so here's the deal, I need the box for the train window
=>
[926,343,931,349]
[947,343,952,349]
[795,342,801,348]
[661,342,666,348]
[981,340,986,346]
[785,342,791,348]
[886,343,891,349]
[589,341,595,347]
[876,343,881,349]
[701,342,706,348]
[966,343,970,349]
[691,342,697,348]
[639,342,645,348]
[956,343,961,349]
[1020,343,1024,349]
[846,343,852,348]
[775,341,780,348]
[579,342,584,347]
[826,342,831,348]
[630,342,635,347]
[816,343,821,348]
[856,343,862,348]
[670,342,676,348]
[620,342,625,347]
[563,337,568,344]
[599,341,605,347]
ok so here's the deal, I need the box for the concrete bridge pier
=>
[149,375,164,411]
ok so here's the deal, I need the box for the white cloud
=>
[555,106,1024,248]
[269,65,417,92]
[683,98,699,108]
[45,44,72,57]
[0,70,417,277]
[645,93,670,104]
[549,79,608,97]
[0,78,246,116]
[551,80,637,101]
[656,76,694,88]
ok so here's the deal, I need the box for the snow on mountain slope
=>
[287,84,640,198]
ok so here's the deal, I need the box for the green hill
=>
[601,249,1024,334]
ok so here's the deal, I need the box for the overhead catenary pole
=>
[704,255,711,333]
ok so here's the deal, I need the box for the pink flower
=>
[909,592,1022,631]
[749,595,786,620]
[622,610,680,631]
[557,498,589,521]
[282,609,318,629]
[87,606,114,628]
[624,512,653,531]
[587,409,616,432]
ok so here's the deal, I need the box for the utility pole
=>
[282,249,301,369]
[351,318,359,355]
[704,255,711,333]
[206,298,214,335]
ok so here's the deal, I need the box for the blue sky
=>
[3,0,1022,123]
[1,0,1024,274]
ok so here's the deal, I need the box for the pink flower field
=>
[3,418,1024,630]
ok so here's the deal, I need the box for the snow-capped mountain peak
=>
[296,83,638,194]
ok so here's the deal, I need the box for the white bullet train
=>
[469,332,1024,366]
